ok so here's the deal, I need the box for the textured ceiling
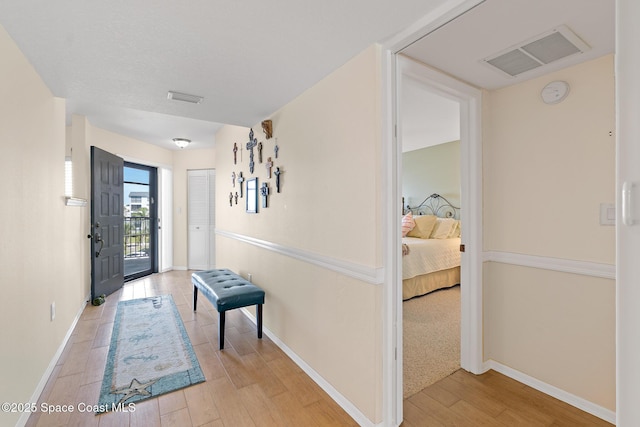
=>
[0,0,453,150]
[0,0,614,151]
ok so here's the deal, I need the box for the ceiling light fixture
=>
[173,138,191,149]
[167,91,204,104]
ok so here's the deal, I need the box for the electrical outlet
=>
[51,302,56,321]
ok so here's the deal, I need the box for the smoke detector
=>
[482,25,590,77]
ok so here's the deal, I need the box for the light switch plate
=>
[600,203,615,226]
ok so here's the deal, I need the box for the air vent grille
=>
[167,91,204,104]
[483,25,590,77]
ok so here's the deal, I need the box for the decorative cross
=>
[274,167,282,193]
[274,143,279,159]
[260,182,270,208]
[234,192,239,204]
[246,129,258,174]
[229,192,233,207]
[258,142,263,163]
[236,172,245,197]
[233,143,238,164]
[231,171,236,187]
[265,157,273,178]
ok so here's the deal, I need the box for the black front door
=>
[90,146,124,300]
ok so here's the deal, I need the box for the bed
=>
[402,194,461,300]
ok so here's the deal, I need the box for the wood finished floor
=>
[26,270,612,427]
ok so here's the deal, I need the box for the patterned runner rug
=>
[98,295,205,412]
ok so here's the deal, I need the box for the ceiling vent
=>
[167,91,204,104]
[482,25,590,77]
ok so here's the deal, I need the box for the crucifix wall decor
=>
[231,171,236,187]
[237,172,245,197]
[246,128,258,174]
[258,142,263,163]
[274,167,282,193]
[265,157,273,178]
[233,143,238,164]
[260,182,270,208]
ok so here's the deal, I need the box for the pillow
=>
[430,218,456,239]
[401,212,415,237]
[449,220,461,238]
[407,215,437,238]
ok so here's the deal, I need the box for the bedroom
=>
[400,77,463,397]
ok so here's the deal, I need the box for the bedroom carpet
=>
[403,285,460,398]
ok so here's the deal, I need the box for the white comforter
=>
[402,237,461,280]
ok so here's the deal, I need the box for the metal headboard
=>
[403,193,460,219]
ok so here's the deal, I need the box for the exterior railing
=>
[124,216,150,258]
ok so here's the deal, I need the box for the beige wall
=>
[0,14,617,424]
[0,27,214,425]
[402,140,460,209]
[483,54,616,411]
[88,126,174,167]
[215,45,384,422]
[0,27,87,427]
[78,124,217,271]
[484,55,615,263]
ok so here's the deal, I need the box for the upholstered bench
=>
[191,269,265,350]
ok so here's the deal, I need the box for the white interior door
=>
[616,1,640,424]
[188,169,216,270]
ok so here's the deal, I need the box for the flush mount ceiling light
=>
[173,138,191,149]
[482,25,590,77]
[167,91,203,104]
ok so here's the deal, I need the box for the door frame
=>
[380,1,485,423]
[123,161,158,281]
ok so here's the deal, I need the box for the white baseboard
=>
[239,307,375,427]
[484,360,616,424]
[17,296,89,427]
[172,266,188,271]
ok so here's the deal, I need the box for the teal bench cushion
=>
[191,269,265,312]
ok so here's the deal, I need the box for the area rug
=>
[98,295,205,412]
[403,285,460,398]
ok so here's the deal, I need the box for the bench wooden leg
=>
[218,311,226,350]
[257,304,263,339]
[193,285,198,311]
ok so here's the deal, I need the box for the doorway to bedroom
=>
[400,71,463,398]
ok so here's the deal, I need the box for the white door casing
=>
[616,0,640,424]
